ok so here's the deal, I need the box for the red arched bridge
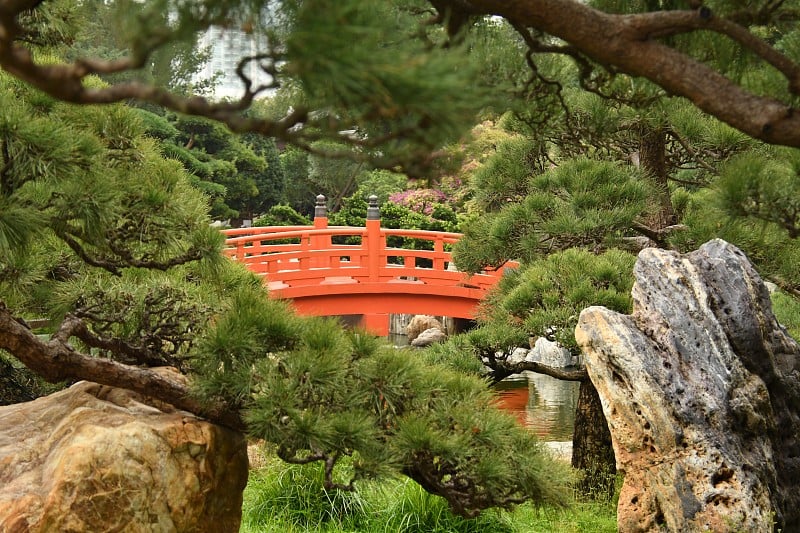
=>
[222,196,516,336]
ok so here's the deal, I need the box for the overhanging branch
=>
[0,1,799,149]
[449,0,800,147]
[0,301,243,430]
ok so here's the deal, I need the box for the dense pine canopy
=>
[3,0,800,523]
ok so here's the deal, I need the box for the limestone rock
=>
[527,337,574,368]
[508,347,529,364]
[406,315,444,343]
[575,239,800,532]
[0,378,248,532]
[410,327,447,347]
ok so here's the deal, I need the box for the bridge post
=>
[360,195,389,336]
[311,194,330,268]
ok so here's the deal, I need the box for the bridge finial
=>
[367,195,380,220]
[314,194,327,218]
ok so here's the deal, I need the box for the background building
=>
[196,28,272,100]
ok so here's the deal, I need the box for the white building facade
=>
[196,28,272,100]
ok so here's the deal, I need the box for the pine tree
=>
[5,0,800,519]
[0,22,571,520]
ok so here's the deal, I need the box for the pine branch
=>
[68,317,159,366]
[630,221,688,248]
[665,129,720,175]
[57,230,206,276]
[495,360,587,381]
[478,345,587,381]
[451,1,800,147]
[403,450,528,518]
[2,1,800,149]
[0,300,243,430]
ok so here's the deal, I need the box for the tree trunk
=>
[572,378,616,499]
[639,125,676,231]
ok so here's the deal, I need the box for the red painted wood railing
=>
[222,198,515,335]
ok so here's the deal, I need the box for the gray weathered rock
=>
[576,239,800,532]
[0,377,248,532]
[410,327,447,347]
[527,337,574,368]
[508,347,529,364]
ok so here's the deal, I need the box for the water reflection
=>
[493,371,579,442]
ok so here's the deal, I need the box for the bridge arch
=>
[223,195,515,335]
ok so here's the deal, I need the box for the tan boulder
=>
[405,315,444,343]
[0,378,248,532]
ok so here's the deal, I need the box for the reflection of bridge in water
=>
[223,196,516,336]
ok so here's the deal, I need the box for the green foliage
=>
[243,132,286,214]
[473,249,635,353]
[307,140,367,210]
[240,453,370,531]
[135,111,284,220]
[69,0,215,94]
[0,69,238,374]
[672,181,800,292]
[715,147,800,238]
[135,108,179,141]
[253,204,312,227]
[462,321,531,363]
[419,336,487,377]
[470,136,543,212]
[278,145,314,216]
[328,194,369,229]
[380,202,458,233]
[357,170,409,204]
[284,0,496,161]
[454,158,650,273]
[15,0,800,523]
[771,291,800,340]
[192,305,571,516]
[241,454,616,533]
[329,192,459,248]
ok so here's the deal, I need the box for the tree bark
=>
[572,378,616,499]
[448,1,800,148]
[488,357,615,498]
[0,304,243,430]
[638,125,677,231]
[2,2,800,148]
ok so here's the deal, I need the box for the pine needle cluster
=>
[453,157,651,273]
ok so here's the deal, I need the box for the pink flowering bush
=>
[389,188,448,215]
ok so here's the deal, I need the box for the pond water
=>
[493,372,579,442]
[388,330,578,442]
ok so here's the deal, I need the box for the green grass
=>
[771,290,800,340]
[239,454,617,533]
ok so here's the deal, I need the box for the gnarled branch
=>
[0,1,799,150]
[0,301,243,430]
[447,1,800,147]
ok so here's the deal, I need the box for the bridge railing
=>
[222,195,513,294]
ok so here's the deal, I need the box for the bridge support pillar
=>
[359,313,389,337]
